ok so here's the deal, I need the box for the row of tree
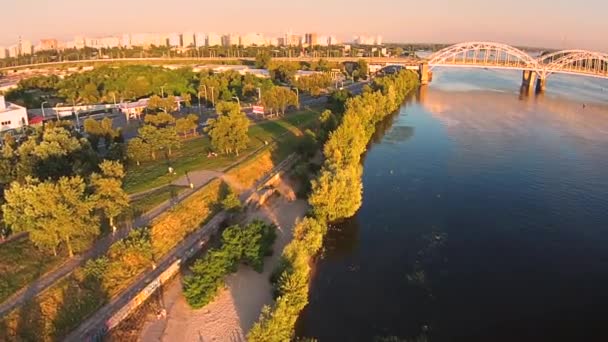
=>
[2,160,129,257]
[248,70,421,341]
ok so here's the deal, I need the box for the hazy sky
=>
[2,0,607,51]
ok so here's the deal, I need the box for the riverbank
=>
[136,176,308,341]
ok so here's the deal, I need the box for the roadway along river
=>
[295,68,608,342]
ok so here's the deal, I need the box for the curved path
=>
[0,170,223,318]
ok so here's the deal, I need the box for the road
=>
[0,56,421,72]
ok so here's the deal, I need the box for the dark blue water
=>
[296,69,608,342]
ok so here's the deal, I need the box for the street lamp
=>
[160,85,165,98]
[54,103,61,121]
[41,101,48,118]
[232,96,240,107]
[209,87,215,107]
[257,87,262,104]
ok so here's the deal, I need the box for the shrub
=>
[183,220,277,308]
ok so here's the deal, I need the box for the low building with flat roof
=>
[0,96,28,132]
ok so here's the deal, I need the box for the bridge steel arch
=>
[537,50,608,80]
[427,42,540,72]
[423,42,608,93]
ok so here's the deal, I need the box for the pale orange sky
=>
[2,0,607,51]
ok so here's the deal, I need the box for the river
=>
[296,69,608,342]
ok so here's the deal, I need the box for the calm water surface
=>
[296,69,608,342]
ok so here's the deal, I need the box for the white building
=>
[20,40,32,55]
[182,32,196,48]
[0,96,28,132]
[7,45,18,58]
[128,33,166,48]
[195,32,206,47]
[85,36,120,49]
[206,33,222,46]
[166,33,181,47]
[0,47,6,59]
[222,33,240,47]
[240,32,266,47]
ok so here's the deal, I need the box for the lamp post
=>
[210,87,215,108]
[232,96,240,107]
[160,86,165,98]
[55,103,61,121]
[257,87,262,104]
[197,92,202,116]
[41,101,48,118]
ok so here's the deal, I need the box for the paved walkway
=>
[0,170,223,318]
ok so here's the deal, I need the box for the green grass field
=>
[123,107,321,194]
[0,238,64,303]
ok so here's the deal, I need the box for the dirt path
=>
[139,178,308,342]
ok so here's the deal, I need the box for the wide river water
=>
[296,69,608,342]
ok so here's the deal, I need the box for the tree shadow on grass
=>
[12,299,45,341]
[51,271,109,341]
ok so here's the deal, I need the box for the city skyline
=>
[2,0,608,51]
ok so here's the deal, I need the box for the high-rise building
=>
[195,32,206,47]
[182,32,195,48]
[39,39,58,51]
[8,45,18,58]
[20,40,32,55]
[222,33,240,47]
[166,33,181,47]
[207,33,222,46]
[0,47,6,59]
[85,36,120,49]
[305,33,318,46]
[240,33,266,47]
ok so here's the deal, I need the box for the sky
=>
[2,0,607,51]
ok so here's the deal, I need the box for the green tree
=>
[2,176,99,256]
[308,164,363,222]
[255,51,272,69]
[126,137,150,165]
[205,103,249,155]
[91,160,129,231]
[175,114,199,138]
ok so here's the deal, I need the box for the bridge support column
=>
[419,62,431,85]
[536,77,547,93]
[521,70,537,94]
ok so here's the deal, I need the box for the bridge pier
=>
[521,70,537,94]
[419,62,431,85]
[536,77,547,93]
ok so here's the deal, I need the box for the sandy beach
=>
[139,177,308,342]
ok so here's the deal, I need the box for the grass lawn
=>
[0,238,64,303]
[123,107,322,194]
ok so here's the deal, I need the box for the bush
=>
[183,220,277,308]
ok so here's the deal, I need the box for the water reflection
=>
[298,69,608,342]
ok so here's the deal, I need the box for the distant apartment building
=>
[221,33,240,47]
[0,47,6,59]
[85,36,120,49]
[166,33,181,47]
[0,96,28,132]
[206,33,222,46]
[194,32,206,47]
[305,33,318,46]
[240,33,266,47]
[127,33,166,48]
[37,38,58,51]
[7,45,18,58]
[354,35,383,45]
[19,40,32,55]
[182,32,196,48]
